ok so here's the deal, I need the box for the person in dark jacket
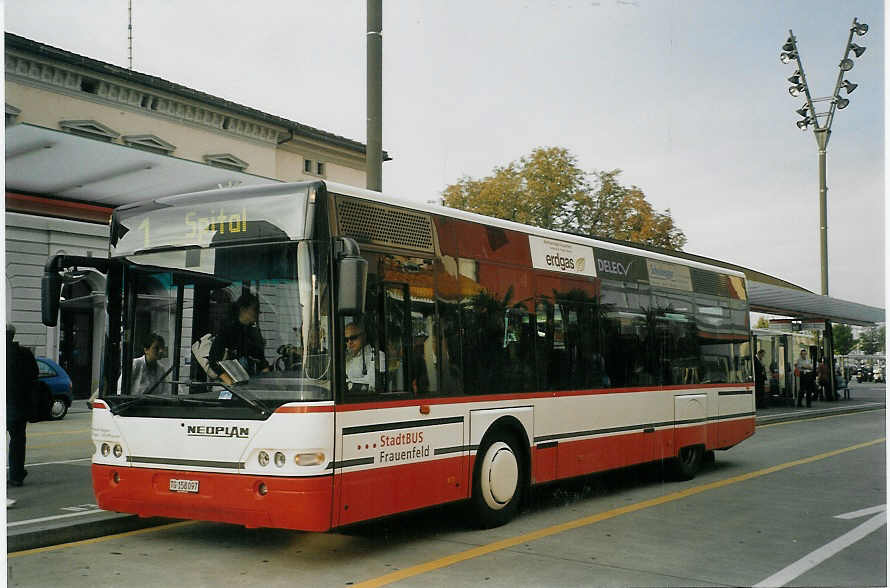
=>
[208,292,270,385]
[7,324,38,487]
[754,349,767,408]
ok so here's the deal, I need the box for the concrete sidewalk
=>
[7,383,885,553]
[754,381,886,425]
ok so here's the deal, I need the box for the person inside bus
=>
[344,320,382,392]
[209,292,271,385]
[410,332,430,394]
[129,333,169,395]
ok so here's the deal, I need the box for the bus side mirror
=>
[41,270,62,327]
[41,254,110,327]
[338,256,367,316]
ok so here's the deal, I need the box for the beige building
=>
[5,32,387,398]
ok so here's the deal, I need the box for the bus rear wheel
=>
[470,432,525,528]
[670,445,703,480]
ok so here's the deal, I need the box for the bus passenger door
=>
[333,257,466,526]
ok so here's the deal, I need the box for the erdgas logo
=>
[187,425,250,438]
[545,252,577,271]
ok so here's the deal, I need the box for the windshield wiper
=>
[213,381,270,417]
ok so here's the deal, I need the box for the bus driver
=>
[344,321,381,392]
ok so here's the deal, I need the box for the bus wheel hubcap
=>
[481,442,518,509]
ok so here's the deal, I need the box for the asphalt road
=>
[7,386,887,587]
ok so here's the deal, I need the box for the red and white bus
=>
[42,180,754,530]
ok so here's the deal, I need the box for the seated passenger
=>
[130,333,168,395]
[209,292,270,385]
[345,321,382,392]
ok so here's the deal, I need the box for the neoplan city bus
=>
[42,180,755,530]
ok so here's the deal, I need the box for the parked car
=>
[36,357,73,420]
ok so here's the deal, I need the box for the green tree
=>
[442,147,687,250]
[755,316,770,329]
[831,323,855,356]
[858,326,885,355]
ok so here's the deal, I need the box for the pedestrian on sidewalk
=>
[7,324,38,487]
[795,348,814,408]
[754,349,768,409]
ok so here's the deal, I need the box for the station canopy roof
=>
[746,281,884,327]
[6,124,278,206]
[6,124,885,327]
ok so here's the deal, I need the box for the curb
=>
[755,402,885,425]
[8,512,179,553]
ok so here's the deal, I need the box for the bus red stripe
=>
[274,405,335,414]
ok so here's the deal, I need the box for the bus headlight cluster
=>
[100,442,124,459]
[254,450,325,468]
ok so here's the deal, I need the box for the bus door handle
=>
[419,405,430,415]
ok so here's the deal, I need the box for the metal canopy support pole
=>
[813,128,837,400]
[366,0,383,192]
[814,128,830,296]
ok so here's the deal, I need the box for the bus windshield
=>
[112,240,331,412]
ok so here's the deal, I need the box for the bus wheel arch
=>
[470,418,529,528]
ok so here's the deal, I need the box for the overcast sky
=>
[4,0,886,310]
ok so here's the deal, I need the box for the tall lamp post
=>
[780,17,869,400]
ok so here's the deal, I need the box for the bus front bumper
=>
[92,464,333,532]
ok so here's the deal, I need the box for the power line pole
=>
[128,0,133,70]
[366,0,383,192]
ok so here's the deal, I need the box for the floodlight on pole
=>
[779,17,869,402]
[849,43,866,57]
[779,17,868,298]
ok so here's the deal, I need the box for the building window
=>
[304,159,313,174]
[59,120,120,142]
[203,153,249,172]
[122,134,176,155]
[316,162,326,177]
[5,103,21,126]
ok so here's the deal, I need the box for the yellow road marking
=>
[8,520,197,557]
[355,436,885,588]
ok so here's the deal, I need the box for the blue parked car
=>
[36,357,73,420]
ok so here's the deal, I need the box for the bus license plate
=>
[169,479,199,493]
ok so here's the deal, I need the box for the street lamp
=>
[780,17,868,294]
[779,17,869,401]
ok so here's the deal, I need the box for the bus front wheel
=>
[470,432,525,528]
